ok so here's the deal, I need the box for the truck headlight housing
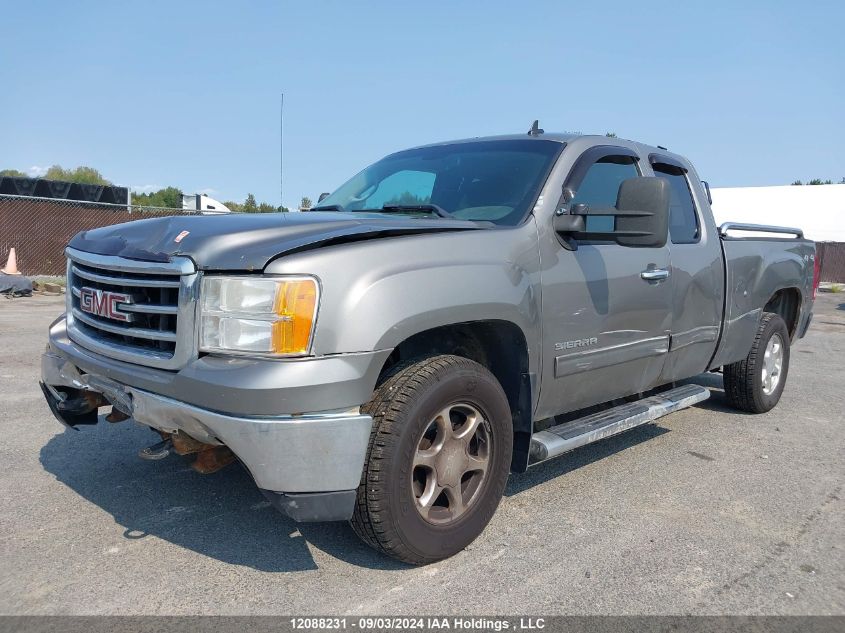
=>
[199,276,319,356]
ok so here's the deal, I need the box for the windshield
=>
[315,139,562,226]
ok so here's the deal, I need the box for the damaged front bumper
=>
[40,349,372,522]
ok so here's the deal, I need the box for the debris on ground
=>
[0,273,33,298]
[31,280,64,294]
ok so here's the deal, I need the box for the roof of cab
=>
[406,133,691,167]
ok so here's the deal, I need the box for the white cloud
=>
[130,184,162,194]
[27,165,48,177]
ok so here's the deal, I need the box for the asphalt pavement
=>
[1,293,842,615]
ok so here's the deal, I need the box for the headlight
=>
[199,276,319,356]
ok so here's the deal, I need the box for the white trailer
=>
[710,184,845,242]
[181,193,232,214]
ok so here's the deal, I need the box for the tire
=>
[723,312,790,413]
[351,354,513,565]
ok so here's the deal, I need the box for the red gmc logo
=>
[79,287,133,322]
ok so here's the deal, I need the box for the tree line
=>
[1,165,112,185]
[791,178,845,185]
[0,164,289,212]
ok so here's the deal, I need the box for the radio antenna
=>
[527,120,544,136]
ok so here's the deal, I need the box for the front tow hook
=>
[138,438,172,461]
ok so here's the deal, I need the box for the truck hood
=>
[67,212,487,271]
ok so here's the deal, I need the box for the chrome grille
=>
[65,247,198,370]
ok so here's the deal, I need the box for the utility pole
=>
[280,92,284,210]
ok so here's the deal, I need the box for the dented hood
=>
[67,212,485,271]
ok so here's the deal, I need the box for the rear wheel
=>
[723,312,790,413]
[351,354,512,565]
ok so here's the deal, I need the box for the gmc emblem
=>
[79,287,133,322]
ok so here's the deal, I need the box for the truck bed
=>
[710,228,815,369]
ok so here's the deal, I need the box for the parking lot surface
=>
[0,293,843,615]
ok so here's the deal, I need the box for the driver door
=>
[536,146,673,419]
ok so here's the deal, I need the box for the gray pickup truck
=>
[40,130,818,564]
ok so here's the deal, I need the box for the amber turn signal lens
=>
[271,279,318,354]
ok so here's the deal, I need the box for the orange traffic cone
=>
[1,248,21,275]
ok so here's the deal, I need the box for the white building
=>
[710,184,844,242]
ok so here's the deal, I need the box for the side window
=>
[572,156,640,232]
[652,163,699,244]
[364,170,435,208]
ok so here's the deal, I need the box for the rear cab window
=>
[650,159,700,244]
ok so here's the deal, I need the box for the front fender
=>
[347,262,537,352]
[265,222,543,375]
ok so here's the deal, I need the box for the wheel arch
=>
[377,319,534,473]
[764,287,802,340]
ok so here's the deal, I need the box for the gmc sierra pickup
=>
[41,129,818,564]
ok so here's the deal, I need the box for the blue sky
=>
[2,1,843,208]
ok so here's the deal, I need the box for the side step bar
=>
[529,384,710,465]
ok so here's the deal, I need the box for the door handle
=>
[641,268,670,282]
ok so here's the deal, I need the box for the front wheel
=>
[351,355,513,565]
[723,312,790,413]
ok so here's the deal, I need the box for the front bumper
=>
[41,320,378,522]
[46,315,392,417]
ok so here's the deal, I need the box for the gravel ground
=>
[0,293,842,615]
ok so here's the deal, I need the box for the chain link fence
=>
[816,242,845,283]
[0,194,196,276]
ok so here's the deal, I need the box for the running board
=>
[528,384,710,465]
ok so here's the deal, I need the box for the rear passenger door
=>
[536,146,673,419]
[648,155,723,382]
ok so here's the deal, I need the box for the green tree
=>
[605,132,617,138]
[791,180,803,185]
[132,186,183,209]
[44,165,111,185]
[224,197,287,212]
[0,168,27,178]
[300,196,312,210]
[158,186,183,208]
[242,193,259,212]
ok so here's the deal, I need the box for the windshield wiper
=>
[380,203,453,218]
[311,204,345,212]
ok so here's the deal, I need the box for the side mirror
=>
[554,177,670,248]
[614,177,670,247]
[318,192,330,203]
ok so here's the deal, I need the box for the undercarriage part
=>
[57,390,106,416]
[138,438,172,461]
[192,445,236,474]
[39,383,98,428]
[137,430,234,474]
[170,432,212,456]
[105,407,130,423]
